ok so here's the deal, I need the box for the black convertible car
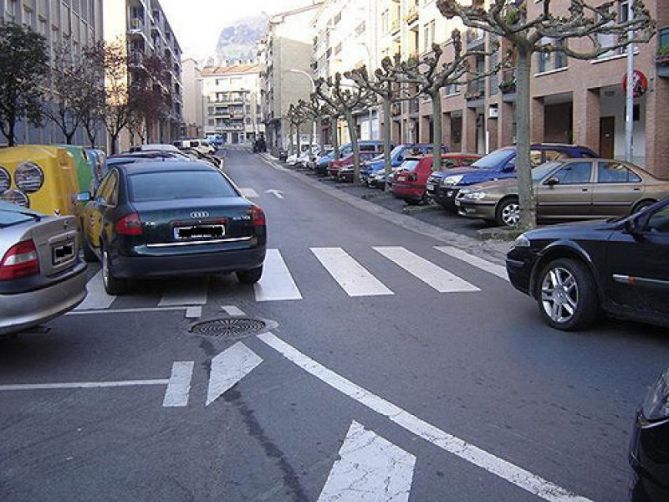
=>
[80,162,266,294]
[506,198,669,331]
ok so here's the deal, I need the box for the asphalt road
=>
[1,146,668,502]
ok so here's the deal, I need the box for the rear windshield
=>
[0,205,36,228]
[400,160,421,172]
[129,171,238,202]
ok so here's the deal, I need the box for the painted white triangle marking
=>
[206,342,263,406]
[374,246,480,293]
[318,420,416,502]
[159,277,209,307]
[75,270,115,310]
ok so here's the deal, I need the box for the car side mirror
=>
[77,191,92,202]
[545,177,560,187]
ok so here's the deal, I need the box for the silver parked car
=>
[0,202,87,335]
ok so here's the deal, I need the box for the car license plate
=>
[455,200,461,207]
[426,183,434,191]
[52,240,75,265]
[174,225,225,241]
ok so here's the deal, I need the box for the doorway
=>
[599,116,615,158]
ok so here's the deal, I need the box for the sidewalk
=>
[259,153,513,265]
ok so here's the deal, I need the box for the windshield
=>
[129,171,238,202]
[399,160,420,172]
[471,149,515,169]
[531,161,562,181]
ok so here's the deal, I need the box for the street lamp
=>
[287,69,318,149]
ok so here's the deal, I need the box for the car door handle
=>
[633,187,641,191]
[581,188,589,192]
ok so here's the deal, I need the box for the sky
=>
[160,0,315,60]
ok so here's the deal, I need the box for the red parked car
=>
[328,152,378,178]
[393,153,481,204]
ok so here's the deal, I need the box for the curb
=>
[260,157,511,265]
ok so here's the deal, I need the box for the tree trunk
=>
[289,123,294,155]
[296,123,301,156]
[332,116,339,159]
[431,91,443,172]
[110,132,119,155]
[65,132,75,145]
[345,110,361,184]
[7,120,16,147]
[515,49,536,230]
[383,96,393,175]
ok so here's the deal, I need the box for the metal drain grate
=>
[189,318,267,338]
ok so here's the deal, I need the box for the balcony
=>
[408,98,419,116]
[128,50,146,69]
[499,68,516,94]
[128,18,144,35]
[465,80,485,101]
[405,6,418,24]
[391,18,400,35]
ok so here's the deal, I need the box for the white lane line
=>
[435,246,509,282]
[222,305,247,316]
[318,420,415,502]
[254,249,303,302]
[258,332,592,502]
[206,342,263,406]
[374,246,480,293]
[159,278,209,307]
[0,380,169,391]
[311,247,394,297]
[163,361,194,408]
[239,188,259,198]
[75,271,115,311]
[67,306,186,316]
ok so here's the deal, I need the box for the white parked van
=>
[174,139,216,155]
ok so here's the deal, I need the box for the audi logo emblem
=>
[190,211,210,219]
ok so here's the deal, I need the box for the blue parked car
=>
[426,143,597,212]
[315,140,391,177]
[362,144,447,185]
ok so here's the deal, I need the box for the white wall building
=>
[181,58,205,138]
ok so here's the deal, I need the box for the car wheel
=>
[496,197,520,227]
[102,246,127,295]
[237,266,263,285]
[82,235,98,263]
[631,199,656,215]
[536,258,599,331]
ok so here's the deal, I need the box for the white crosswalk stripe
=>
[75,271,116,311]
[374,246,480,293]
[158,277,209,307]
[435,246,509,281]
[254,249,303,302]
[311,247,394,297]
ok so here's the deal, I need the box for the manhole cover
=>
[189,318,267,338]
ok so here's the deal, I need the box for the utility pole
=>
[625,0,635,162]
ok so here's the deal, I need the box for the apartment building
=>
[182,58,205,138]
[371,0,667,178]
[0,0,104,145]
[104,0,183,151]
[312,0,381,143]
[258,3,323,152]
[201,64,263,144]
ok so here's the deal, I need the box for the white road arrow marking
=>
[206,342,263,406]
[318,421,416,502]
[265,189,284,199]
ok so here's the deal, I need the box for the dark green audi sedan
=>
[79,161,266,294]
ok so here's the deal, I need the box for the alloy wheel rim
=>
[541,267,579,324]
[502,203,520,227]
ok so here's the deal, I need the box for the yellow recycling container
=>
[0,145,80,217]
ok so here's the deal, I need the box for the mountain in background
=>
[211,14,269,65]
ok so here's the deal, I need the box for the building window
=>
[5,0,17,20]
[537,38,567,73]
[333,12,341,25]
[381,10,389,34]
[597,1,630,58]
[355,21,366,37]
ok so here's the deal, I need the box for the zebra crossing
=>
[73,246,508,312]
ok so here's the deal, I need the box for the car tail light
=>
[251,206,266,227]
[115,213,143,235]
[0,240,39,281]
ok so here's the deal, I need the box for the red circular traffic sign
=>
[622,70,648,98]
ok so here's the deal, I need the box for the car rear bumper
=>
[0,263,87,335]
[393,183,425,200]
[111,245,266,279]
